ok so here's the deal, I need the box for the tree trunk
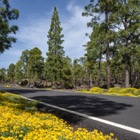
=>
[105,9,111,89]
[124,55,129,88]
[97,51,101,86]
[124,37,130,88]
[106,43,111,89]
[89,70,93,88]
[130,56,135,87]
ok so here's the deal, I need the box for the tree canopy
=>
[0,4,140,89]
[0,0,19,54]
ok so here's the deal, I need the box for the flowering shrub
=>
[0,92,117,140]
[134,89,140,96]
[90,87,104,93]
[119,88,137,94]
[108,87,121,93]
[79,86,140,97]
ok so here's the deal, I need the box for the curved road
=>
[1,87,140,140]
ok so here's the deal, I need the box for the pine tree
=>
[15,60,24,82]
[111,0,140,87]
[82,0,116,89]
[72,59,84,88]
[7,63,15,82]
[28,47,44,82]
[20,49,30,79]
[0,68,6,82]
[45,7,64,87]
[61,56,73,89]
[84,24,104,87]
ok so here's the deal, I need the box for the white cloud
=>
[63,2,91,58]
[0,2,91,68]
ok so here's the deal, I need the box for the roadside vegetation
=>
[78,87,140,97]
[0,92,117,140]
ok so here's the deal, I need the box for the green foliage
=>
[0,68,6,82]
[15,60,24,82]
[20,49,30,79]
[28,47,44,81]
[82,0,140,88]
[84,24,105,87]
[61,56,73,88]
[112,0,140,87]
[45,7,71,88]
[110,51,124,85]
[1,92,38,112]
[46,7,64,77]
[1,92,21,103]
[7,48,44,84]
[0,0,19,54]
[83,0,117,89]
[7,63,15,82]
[72,59,85,87]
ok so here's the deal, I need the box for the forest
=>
[0,0,140,89]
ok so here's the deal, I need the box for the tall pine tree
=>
[82,0,116,89]
[111,0,140,87]
[45,7,64,87]
[85,24,104,87]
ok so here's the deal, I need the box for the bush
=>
[90,87,104,93]
[119,88,137,94]
[108,87,122,93]
[134,89,140,96]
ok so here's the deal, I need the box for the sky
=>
[0,0,92,69]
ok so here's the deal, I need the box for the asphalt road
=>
[1,87,140,140]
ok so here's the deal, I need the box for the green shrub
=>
[90,87,104,93]
[108,87,121,93]
[1,92,38,112]
[2,93,21,103]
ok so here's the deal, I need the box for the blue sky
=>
[0,0,91,69]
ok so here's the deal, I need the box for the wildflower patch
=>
[79,87,140,97]
[0,92,117,140]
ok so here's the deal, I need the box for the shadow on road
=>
[36,103,84,129]
[32,95,132,127]
[0,88,48,94]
